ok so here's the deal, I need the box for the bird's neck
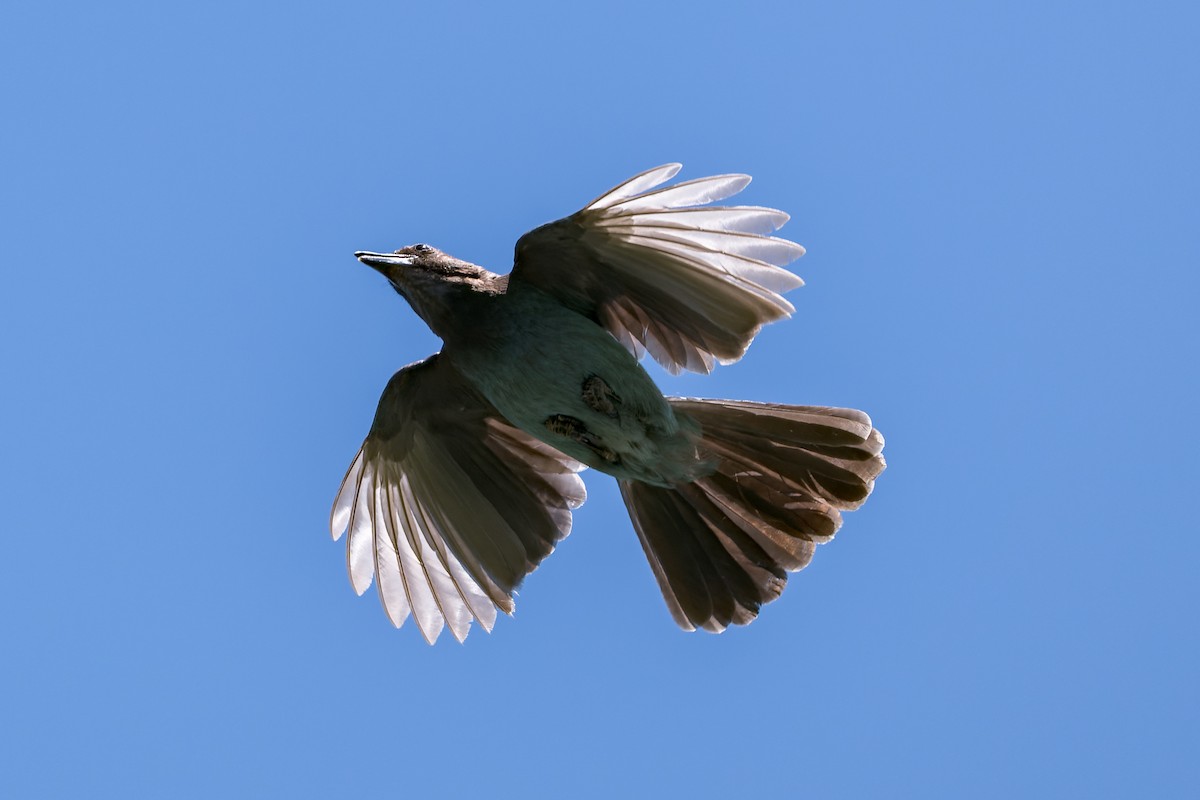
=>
[407,278,505,345]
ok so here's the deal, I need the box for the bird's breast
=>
[444,288,702,485]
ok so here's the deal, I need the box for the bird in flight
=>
[332,164,885,643]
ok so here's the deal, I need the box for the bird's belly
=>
[446,294,702,485]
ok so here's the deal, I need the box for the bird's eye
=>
[413,243,432,253]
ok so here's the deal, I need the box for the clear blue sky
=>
[2,2,1196,797]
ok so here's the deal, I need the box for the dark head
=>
[354,244,506,337]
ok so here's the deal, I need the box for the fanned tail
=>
[619,399,885,632]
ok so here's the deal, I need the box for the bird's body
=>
[333,164,886,643]
[442,278,702,486]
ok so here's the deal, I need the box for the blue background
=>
[3,2,1196,797]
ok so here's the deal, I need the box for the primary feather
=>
[330,355,586,643]
[514,164,806,374]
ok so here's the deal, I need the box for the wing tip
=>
[585,162,684,210]
[331,448,366,540]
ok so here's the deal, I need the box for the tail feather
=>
[620,480,786,632]
[620,399,885,632]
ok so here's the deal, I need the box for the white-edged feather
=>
[413,429,530,588]
[595,235,794,310]
[406,453,518,617]
[410,480,510,625]
[346,461,375,595]
[593,205,789,235]
[484,418,588,514]
[603,174,752,213]
[611,225,804,267]
[371,475,411,628]
[329,355,587,643]
[399,474,484,641]
[330,449,364,540]
[391,473,470,643]
[603,230,803,294]
[376,473,443,644]
[584,163,681,209]
[515,164,807,375]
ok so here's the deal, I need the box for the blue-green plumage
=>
[443,280,705,487]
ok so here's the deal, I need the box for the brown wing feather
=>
[511,164,805,375]
[330,354,586,643]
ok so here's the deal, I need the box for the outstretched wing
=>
[511,163,805,375]
[330,354,587,644]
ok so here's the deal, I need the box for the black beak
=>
[355,251,416,274]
